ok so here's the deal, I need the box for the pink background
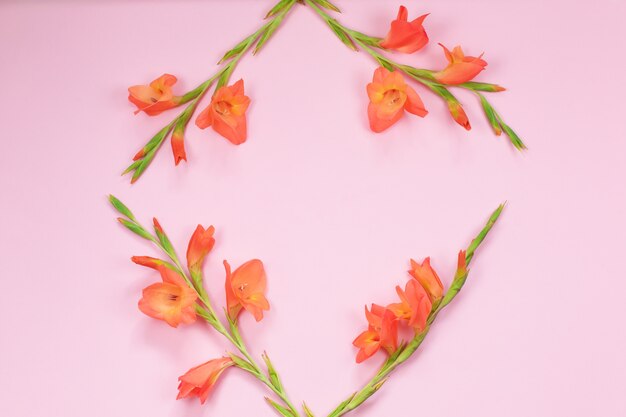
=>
[1,0,625,416]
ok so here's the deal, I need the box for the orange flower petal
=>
[380,6,429,54]
[403,84,428,117]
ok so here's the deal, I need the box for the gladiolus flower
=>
[446,100,471,130]
[380,6,429,54]
[433,44,487,85]
[409,257,444,303]
[367,67,427,133]
[186,225,216,275]
[196,79,250,145]
[224,259,269,322]
[171,125,187,165]
[387,279,432,332]
[138,266,197,327]
[177,357,234,404]
[353,305,399,363]
[128,74,182,116]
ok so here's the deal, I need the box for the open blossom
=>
[196,79,251,145]
[433,44,487,85]
[186,225,216,275]
[380,6,429,54]
[128,74,182,116]
[409,257,444,303]
[177,357,234,404]
[138,266,197,327]
[367,67,427,133]
[353,305,399,363]
[387,279,432,332]
[224,259,270,322]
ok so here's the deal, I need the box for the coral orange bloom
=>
[367,67,427,133]
[433,44,487,85]
[224,259,269,322]
[128,74,182,116]
[196,79,250,145]
[186,225,216,275]
[409,257,444,303]
[353,305,399,363]
[177,357,234,404]
[388,279,432,332]
[380,6,429,54]
[138,266,197,327]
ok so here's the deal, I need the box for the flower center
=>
[215,100,232,116]
[382,89,405,112]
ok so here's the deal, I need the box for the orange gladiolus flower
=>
[186,225,216,275]
[367,67,427,133]
[196,79,250,145]
[380,6,429,54]
[138,266,197,327]
[409,257,444,303]
[353,304,399,363]
[177,357,234,404]
[388,279,432,332]
[128,74,182,116]
[224,259,269,322]
[433,44,487,85]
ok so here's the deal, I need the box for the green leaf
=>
[375,55,394,71]
[466,203,505,265]
[312,0,341,13]
[328,20,357,51]
[132,124,172,163]
[229,353,259,375]
[500,121,527,151]
[262,352,284,392]
[109,195,136,221]
[121,159,141,176]
[459,81,505,92]
[265,0,291,19]
[129,125,172,183]
[328,392,356,417]
[153,220,176,256]
[265,397,294,417]
[117,218,153,241]
[478,94,502,136]
[254,19,281,55]
[218,33,257,64]
[303,402,316,417]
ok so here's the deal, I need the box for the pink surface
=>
[1,1,625,416]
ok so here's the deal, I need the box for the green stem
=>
[326,204,505,417]
[127,0,297,183]
[115,205,301,416]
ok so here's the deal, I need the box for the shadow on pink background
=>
[1,1,625,416]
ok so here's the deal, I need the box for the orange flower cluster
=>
[353,254,465,363]
[128,77,251,150]
[130,219,269,403]
[366,5,492,132]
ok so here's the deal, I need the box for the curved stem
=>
[326,205,505,417]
